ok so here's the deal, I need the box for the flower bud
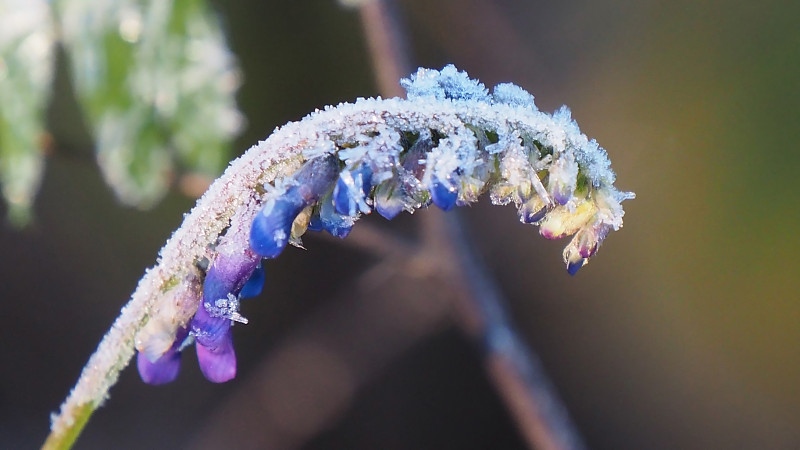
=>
[430,175,458,211]
[333,163,373,216]
[250,156,339,258]
[137,327,189,385]
[538,200,597,240]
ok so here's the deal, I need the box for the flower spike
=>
[51,65,634,444]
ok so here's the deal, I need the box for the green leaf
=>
[56,0,241,207]
[0,0,56,224]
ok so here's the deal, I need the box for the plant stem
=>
[41,403,93,450]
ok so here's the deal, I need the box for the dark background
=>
[2,0,799,448]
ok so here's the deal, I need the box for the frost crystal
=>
[401,64,490,101]
[492,82,536,108]
[205,294,248,324]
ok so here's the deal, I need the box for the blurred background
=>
[1,0,799,448]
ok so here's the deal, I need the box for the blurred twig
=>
[358,1,585,448]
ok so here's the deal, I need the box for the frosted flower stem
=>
[44,60,631,448]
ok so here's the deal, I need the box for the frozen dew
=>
[205,293,248,324]
[401,64,490,102]
[492,82,536,108]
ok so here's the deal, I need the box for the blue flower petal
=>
[307,213,323,231]
[334,164,373,216]
[430,178,458,211]
[567,257,586,276]
[239,262,265,299]
[251,156,340,258]
[319,193,354,238]
[333,176,354,216]
[250,192,306,259]
[374,181,404,220]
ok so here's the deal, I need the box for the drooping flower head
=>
[133,65,633,385]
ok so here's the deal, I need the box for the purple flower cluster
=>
[135,65,633,385]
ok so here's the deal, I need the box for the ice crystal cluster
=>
[51,65,633,435]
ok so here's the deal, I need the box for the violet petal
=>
[137,327,189,385]
[196,328,237,383]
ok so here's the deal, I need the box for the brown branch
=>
[358,1,586,449]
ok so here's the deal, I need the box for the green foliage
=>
[0,0,241,220]
[0,1,55,224]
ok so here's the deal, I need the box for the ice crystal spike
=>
[402,64,489,101]
[50,65,635,444]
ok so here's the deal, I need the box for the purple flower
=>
[239,262,265,299]
[318,192,355,238]
[137,326,189,385]
[374,137,431,219]
[191,249,261,382]
[566,255,586,276]
[195,324,237,383]
[333,164,373,217]
[429,174,458,211]
[250,155,339,258]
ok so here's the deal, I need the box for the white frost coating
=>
[205,293,248,324]
[402,64,489,102]
[49,66,633,437]
[492,82,536,109]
